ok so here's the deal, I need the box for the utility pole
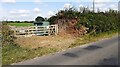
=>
[93,0,95,13]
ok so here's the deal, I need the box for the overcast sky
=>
[0,0,119,21]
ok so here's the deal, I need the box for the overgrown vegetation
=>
[2,22,15,46]
[2,7,119,65]
[69,31,118,48]
[48,8,118,35]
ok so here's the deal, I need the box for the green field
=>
[8,23,33,26]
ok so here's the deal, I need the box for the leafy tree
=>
[35,16,45,22]
[47,16,58,24]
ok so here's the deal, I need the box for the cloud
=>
[1,0,16,3]
[33,8,41,13]
[78,5,90,12]
[34,0,41,2]
[36,13,43,17]
[48,11,54,16]
[79,4,84,7]
[96,4,118,12]
[20,14,29,17]
[0,8,4,14]
[63,3,72,9]
[33,8,43,17]
[10,9,30,14]
[47,11,55,18]
[94,0,112,2]
[76,0,81,3]
[109,4,118,10]
[79,4,88,8]
[9,9,30,18]
[99,8,109,12]
[18,10,30,14]
[0,8,5,19]
[95,3,106,8]
[10,10,16,14]
[34,0,42,4]
[7,15,34,21]
[93,2,118,12]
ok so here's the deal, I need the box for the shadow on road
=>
[84,45,102,50]
[62,52,78,58]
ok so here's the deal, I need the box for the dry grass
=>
[3,31,117,65]
[15,35,76,50]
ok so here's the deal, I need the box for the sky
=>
[0,0,119,21]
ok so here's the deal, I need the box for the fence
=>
[10,24,58,37]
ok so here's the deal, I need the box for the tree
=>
[35,16,45,22]
[47,16,58,24]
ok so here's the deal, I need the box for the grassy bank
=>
[69,31,118,48]
[2,45,58,65]
[2,31,118,65]
[8,23,33,26]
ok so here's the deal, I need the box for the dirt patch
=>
[15,35,76,50]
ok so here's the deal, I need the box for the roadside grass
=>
[0,48,2,67]
[2,31,118,65]
[69,31,118,48]
[8,23,33,26]
[2,45,58,65]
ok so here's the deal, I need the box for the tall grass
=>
[2,45,58,65]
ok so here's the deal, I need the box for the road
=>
[13,36,119,65]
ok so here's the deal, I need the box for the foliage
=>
[35,16,45,22]
[48,7,118,35]
[69,31,118,48]
[2,22,15,46]
[47,16,58,24]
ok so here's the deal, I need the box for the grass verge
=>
[2,31,118,65]
[2,45,58,65]
[69,31,118,48]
